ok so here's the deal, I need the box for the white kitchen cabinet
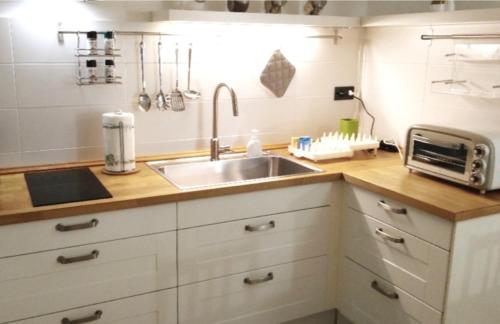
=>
[0,202,176,258]
[338,258,442,324]
[11,289,177,324]
[178,183,332,228]
[178,206,330,284]
[342,208,449,310]
[345,185,453,250]
[178,256,329,324]
[443,212,500,324]
[0,232,176,323]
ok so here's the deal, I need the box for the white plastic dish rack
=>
[288,132,379,162]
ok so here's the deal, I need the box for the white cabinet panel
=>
[179,207,330,284]
[179,257,329,324]
[345,185,453,250]
[0,203,176,258]
[12,289,177,324]
[0,232,176,323]
[178,183,333,228]
[338,258,442,324]
[342,208,449,311]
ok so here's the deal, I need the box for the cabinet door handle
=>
[244,272,274,285]
[56,219,99,232]
[245,221,275,232]
[57,250,99,265]
[377,200,407,215]
[375,228,405,244]
[61,310,103,324]
[371,280,399,300]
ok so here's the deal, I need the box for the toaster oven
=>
[405,124,499,194]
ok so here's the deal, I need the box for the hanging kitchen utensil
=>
[155,37,170,111]
[137,35,151,112]
[171,43,185,112]
[183,43,201,100]
[260,49,296,98]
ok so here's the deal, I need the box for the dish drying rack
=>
[288,132,379,162]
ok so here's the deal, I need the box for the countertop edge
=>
[0,171,342,226]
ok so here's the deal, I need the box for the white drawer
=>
[345,185,453,250]
[342,208,449,311]
[11,289,177,324]
[179,207,330,285]
[0,203,176,258]
[338,258,442,324]
[179,256,328,324]
[178,183,332,228]
[0,232,176,323]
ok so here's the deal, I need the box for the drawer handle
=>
[371,280,399,300]
[377,200,407,215]
[245,221,275,232]
[56,219,99,232]
[375,228,405,244]
[244,272,274,285]
[61,310,103,324]
[57,250,99,265]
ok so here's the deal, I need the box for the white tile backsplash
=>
[0,109,19,153]
[0,16,361,167]
[362,22,500,146]
[15,64,127,108]
[0,18,12,63]
[0,64,16,107]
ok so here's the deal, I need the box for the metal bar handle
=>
[244,272,274,285]
[61,310,103,324]
[377,200,407,215]
[57,250,99,265]
[56,219,99,232]
[245,221,275,232]
[371,281,399,300]
[375,228,405,244]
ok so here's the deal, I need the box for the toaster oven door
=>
[407,130,474,183]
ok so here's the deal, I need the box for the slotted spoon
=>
[171,43,185,112]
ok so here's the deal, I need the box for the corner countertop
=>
[1,147,500,226]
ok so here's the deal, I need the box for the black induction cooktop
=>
[25,167,112,207]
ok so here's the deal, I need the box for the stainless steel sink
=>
[147,153,322,190]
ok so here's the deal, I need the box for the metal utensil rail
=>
[421,33,500,40]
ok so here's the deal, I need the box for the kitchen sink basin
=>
[146,153,322,190]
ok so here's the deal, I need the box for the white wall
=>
[361,22,500,146]
[0,2,361,167]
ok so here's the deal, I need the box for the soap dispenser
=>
[246,129,262,157]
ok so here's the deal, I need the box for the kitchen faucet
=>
[211,83,239,161]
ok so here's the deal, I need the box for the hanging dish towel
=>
[260,49,296,98]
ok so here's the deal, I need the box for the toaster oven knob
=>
[470,174,485,186]
[472,160,484,171]
[474,145,489,159]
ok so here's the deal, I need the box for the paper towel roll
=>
[102,111,135,173]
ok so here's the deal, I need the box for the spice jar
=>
[105,59,115,83]
[86,31,98,55]
[104,31,115,55]
[86,59,98,83]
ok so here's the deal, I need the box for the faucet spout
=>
[211,83,239,161]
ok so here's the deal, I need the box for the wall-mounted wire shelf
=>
[76,48,121,58]
[77,76,123,86]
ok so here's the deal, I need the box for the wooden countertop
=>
[1,147,500,226]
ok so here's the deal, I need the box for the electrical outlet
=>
[334,86,355,100]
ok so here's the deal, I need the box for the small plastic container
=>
[104,31,115,55]
[299,136,312,151]
[246,129,263,157]
[105,59,115,83]
[86,31,98,55]
[86,59,98,83]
